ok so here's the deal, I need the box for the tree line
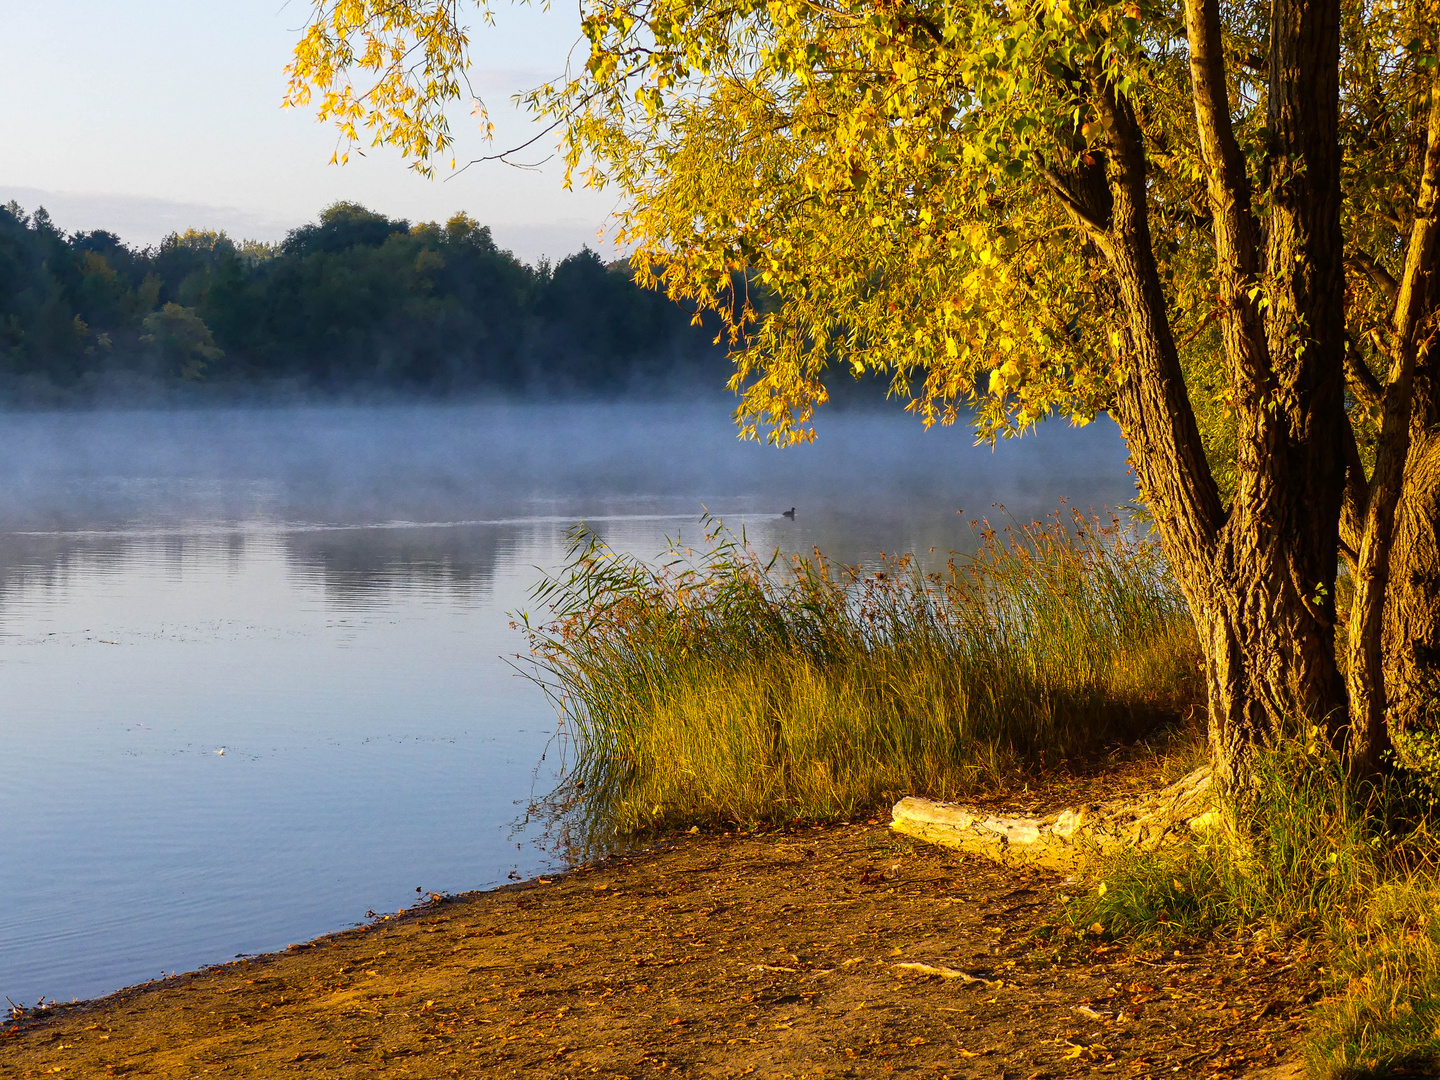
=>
[0,200,723,401]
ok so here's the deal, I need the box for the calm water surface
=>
[0,402,1133,1003]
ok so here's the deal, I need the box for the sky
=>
[0,0,621,264]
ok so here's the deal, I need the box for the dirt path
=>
[0,821,1314,1079]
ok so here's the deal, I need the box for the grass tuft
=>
[519,508,1199,845]
[1076,738,1440,1078]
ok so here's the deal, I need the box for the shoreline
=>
[1,818,1311,1078]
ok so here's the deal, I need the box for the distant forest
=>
[0,200,726,403]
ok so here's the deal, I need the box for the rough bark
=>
[1385,432,1440,747]
[1387,303,1440,745]
[1345,74,1440,774]
[1248,0,1350,744]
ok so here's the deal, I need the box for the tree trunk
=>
[1065,0,1366,798]
[1172,538,1344,792]
[1385,431,1440,750]
[1341,72,1440,775]
[1387,334,1440,751]
[1137,0,1350,793]
[1250,0,1350,750]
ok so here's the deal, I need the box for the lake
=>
[0,400,1133,1004]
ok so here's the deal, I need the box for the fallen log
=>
[891,766,1216,871]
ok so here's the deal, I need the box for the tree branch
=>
[1184,0,1276,560]
[1348,249,1399,305]
[1037,162,1112,241]
[1391,98,1440,356]
[1338,414,1368,567]
[1092,84,1225,561]
[1345,342,1385,413]
[1184,0,1261,280]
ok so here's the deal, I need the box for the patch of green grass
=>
[1079,742,1389,939]
[519,508,1199,845]
[1310,906,1440,1078]
[1074,740,1440,1079]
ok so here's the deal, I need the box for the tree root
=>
[891,766,1217,871]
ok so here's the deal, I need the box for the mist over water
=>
[0,401,1133,1003]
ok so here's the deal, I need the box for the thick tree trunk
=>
[1052,0,1440,796]
[1152,0,1349,792]
[1059,0,1356,798]
[1185,569,1342,791]
[1249,0,1350,749]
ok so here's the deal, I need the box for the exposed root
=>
[891,766,1216,871]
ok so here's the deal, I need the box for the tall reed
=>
[518,508,1200,844]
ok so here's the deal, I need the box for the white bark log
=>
[890,767,1216,871]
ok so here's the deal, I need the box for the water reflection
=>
[283,523,520,604]
[0,401,1134,1005]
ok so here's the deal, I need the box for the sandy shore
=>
[0,815,1314,1079]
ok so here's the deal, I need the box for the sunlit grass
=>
[517,507,1440,1074]
[518,507,1200,845]
[1074,737,1440,1078]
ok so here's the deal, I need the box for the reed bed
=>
[518,508,1200,844]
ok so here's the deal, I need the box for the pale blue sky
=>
[0,0,620,262]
